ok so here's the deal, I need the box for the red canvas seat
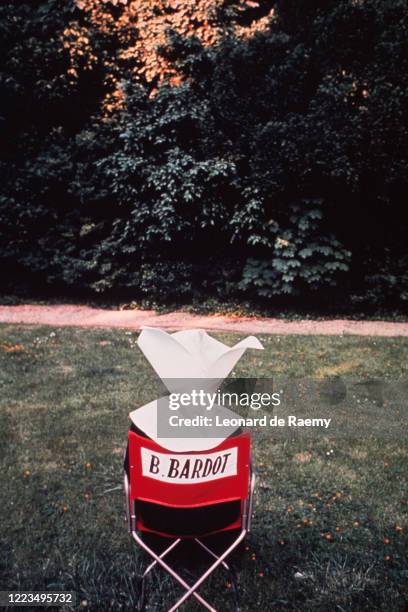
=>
[124,429,255,611]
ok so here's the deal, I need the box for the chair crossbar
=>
[194,538,231,571]
[142,538,180,578]
[132,531,216,611]
[167,529,247,612]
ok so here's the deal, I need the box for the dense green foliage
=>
[1,0,407,307]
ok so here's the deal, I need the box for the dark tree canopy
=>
[1,0,407,309]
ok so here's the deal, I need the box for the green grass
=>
[0,325,407,611]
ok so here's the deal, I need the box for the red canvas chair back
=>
[128,430,251,510]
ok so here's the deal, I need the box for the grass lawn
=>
[0,325,407,611]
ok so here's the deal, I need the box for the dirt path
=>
[0,304,407,336]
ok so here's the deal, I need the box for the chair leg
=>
[195,538,241,612]
[137,539,179,612]
[168,529,247,612]
[132,531,216,612]
[194,538,230,571]
[143,538,180,578]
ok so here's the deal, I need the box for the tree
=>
[1,0,407,307]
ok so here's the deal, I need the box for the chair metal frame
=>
[124,435,255,612]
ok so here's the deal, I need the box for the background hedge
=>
[1,0,407,309]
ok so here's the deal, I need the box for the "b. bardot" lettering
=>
[140,447,238,484]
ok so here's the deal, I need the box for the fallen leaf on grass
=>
[294,452,312,463]
[0,343,25,353]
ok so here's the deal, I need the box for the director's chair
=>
[124,429,255,612]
